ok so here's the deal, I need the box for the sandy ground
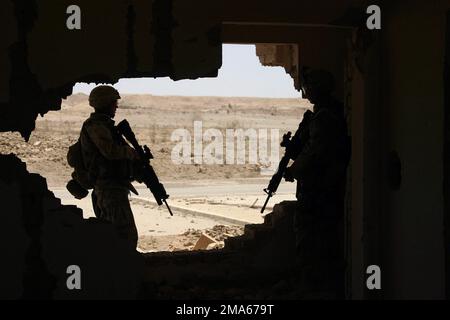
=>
[0,93,306,252]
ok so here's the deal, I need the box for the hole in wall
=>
[0,44,307,253]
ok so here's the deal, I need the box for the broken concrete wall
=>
[0,0,222,139]
[0,1,222,297]
[256,44,300,90]
[225,24,352,101]
[141,201,308,299]
[1,0,370,138]
[0,155,144,299]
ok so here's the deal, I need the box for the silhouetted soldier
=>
[80,85,141,249]
[285,68,350,296]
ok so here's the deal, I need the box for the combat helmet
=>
[300,68,335,95]
[88,85,121,110]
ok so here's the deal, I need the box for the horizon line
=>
[69,92,304,100]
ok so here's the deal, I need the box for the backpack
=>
[66,125,97,198]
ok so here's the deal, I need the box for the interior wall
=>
[298,29,350,101]
[349,27,383,300]
[349,49,365,299]
[381,1,447,299]
[444,8,450,300]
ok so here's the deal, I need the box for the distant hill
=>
[62,93,88,107]
[62,93,308,110]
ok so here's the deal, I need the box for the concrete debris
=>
[193,233,217,250]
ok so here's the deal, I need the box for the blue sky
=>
[73,44,301,98]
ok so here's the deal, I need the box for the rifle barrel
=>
[261,192,272,214]
[164,199,173,216]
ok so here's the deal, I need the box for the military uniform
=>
[291,98,349,203]
[289,96,349,294]
[80,112,139,249]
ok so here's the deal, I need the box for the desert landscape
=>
[0,93,310,252]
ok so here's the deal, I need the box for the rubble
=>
[138,225,244,252]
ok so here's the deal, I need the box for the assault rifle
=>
[260,110,313,213]
[117,120,173,216]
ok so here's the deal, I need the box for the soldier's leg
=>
[293,197,319,293]
[313,195,345,296]
[293,196,315,262]
[96,188,138,249]
[294,211,313,262]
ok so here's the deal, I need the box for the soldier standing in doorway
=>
[284,68,350,296]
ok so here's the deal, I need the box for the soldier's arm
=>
[86,123,137,160]
[290,111,337,179]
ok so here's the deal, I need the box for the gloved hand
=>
[126,146,140,161]
[284,166,295,182]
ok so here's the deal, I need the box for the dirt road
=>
[51,180,296,252]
